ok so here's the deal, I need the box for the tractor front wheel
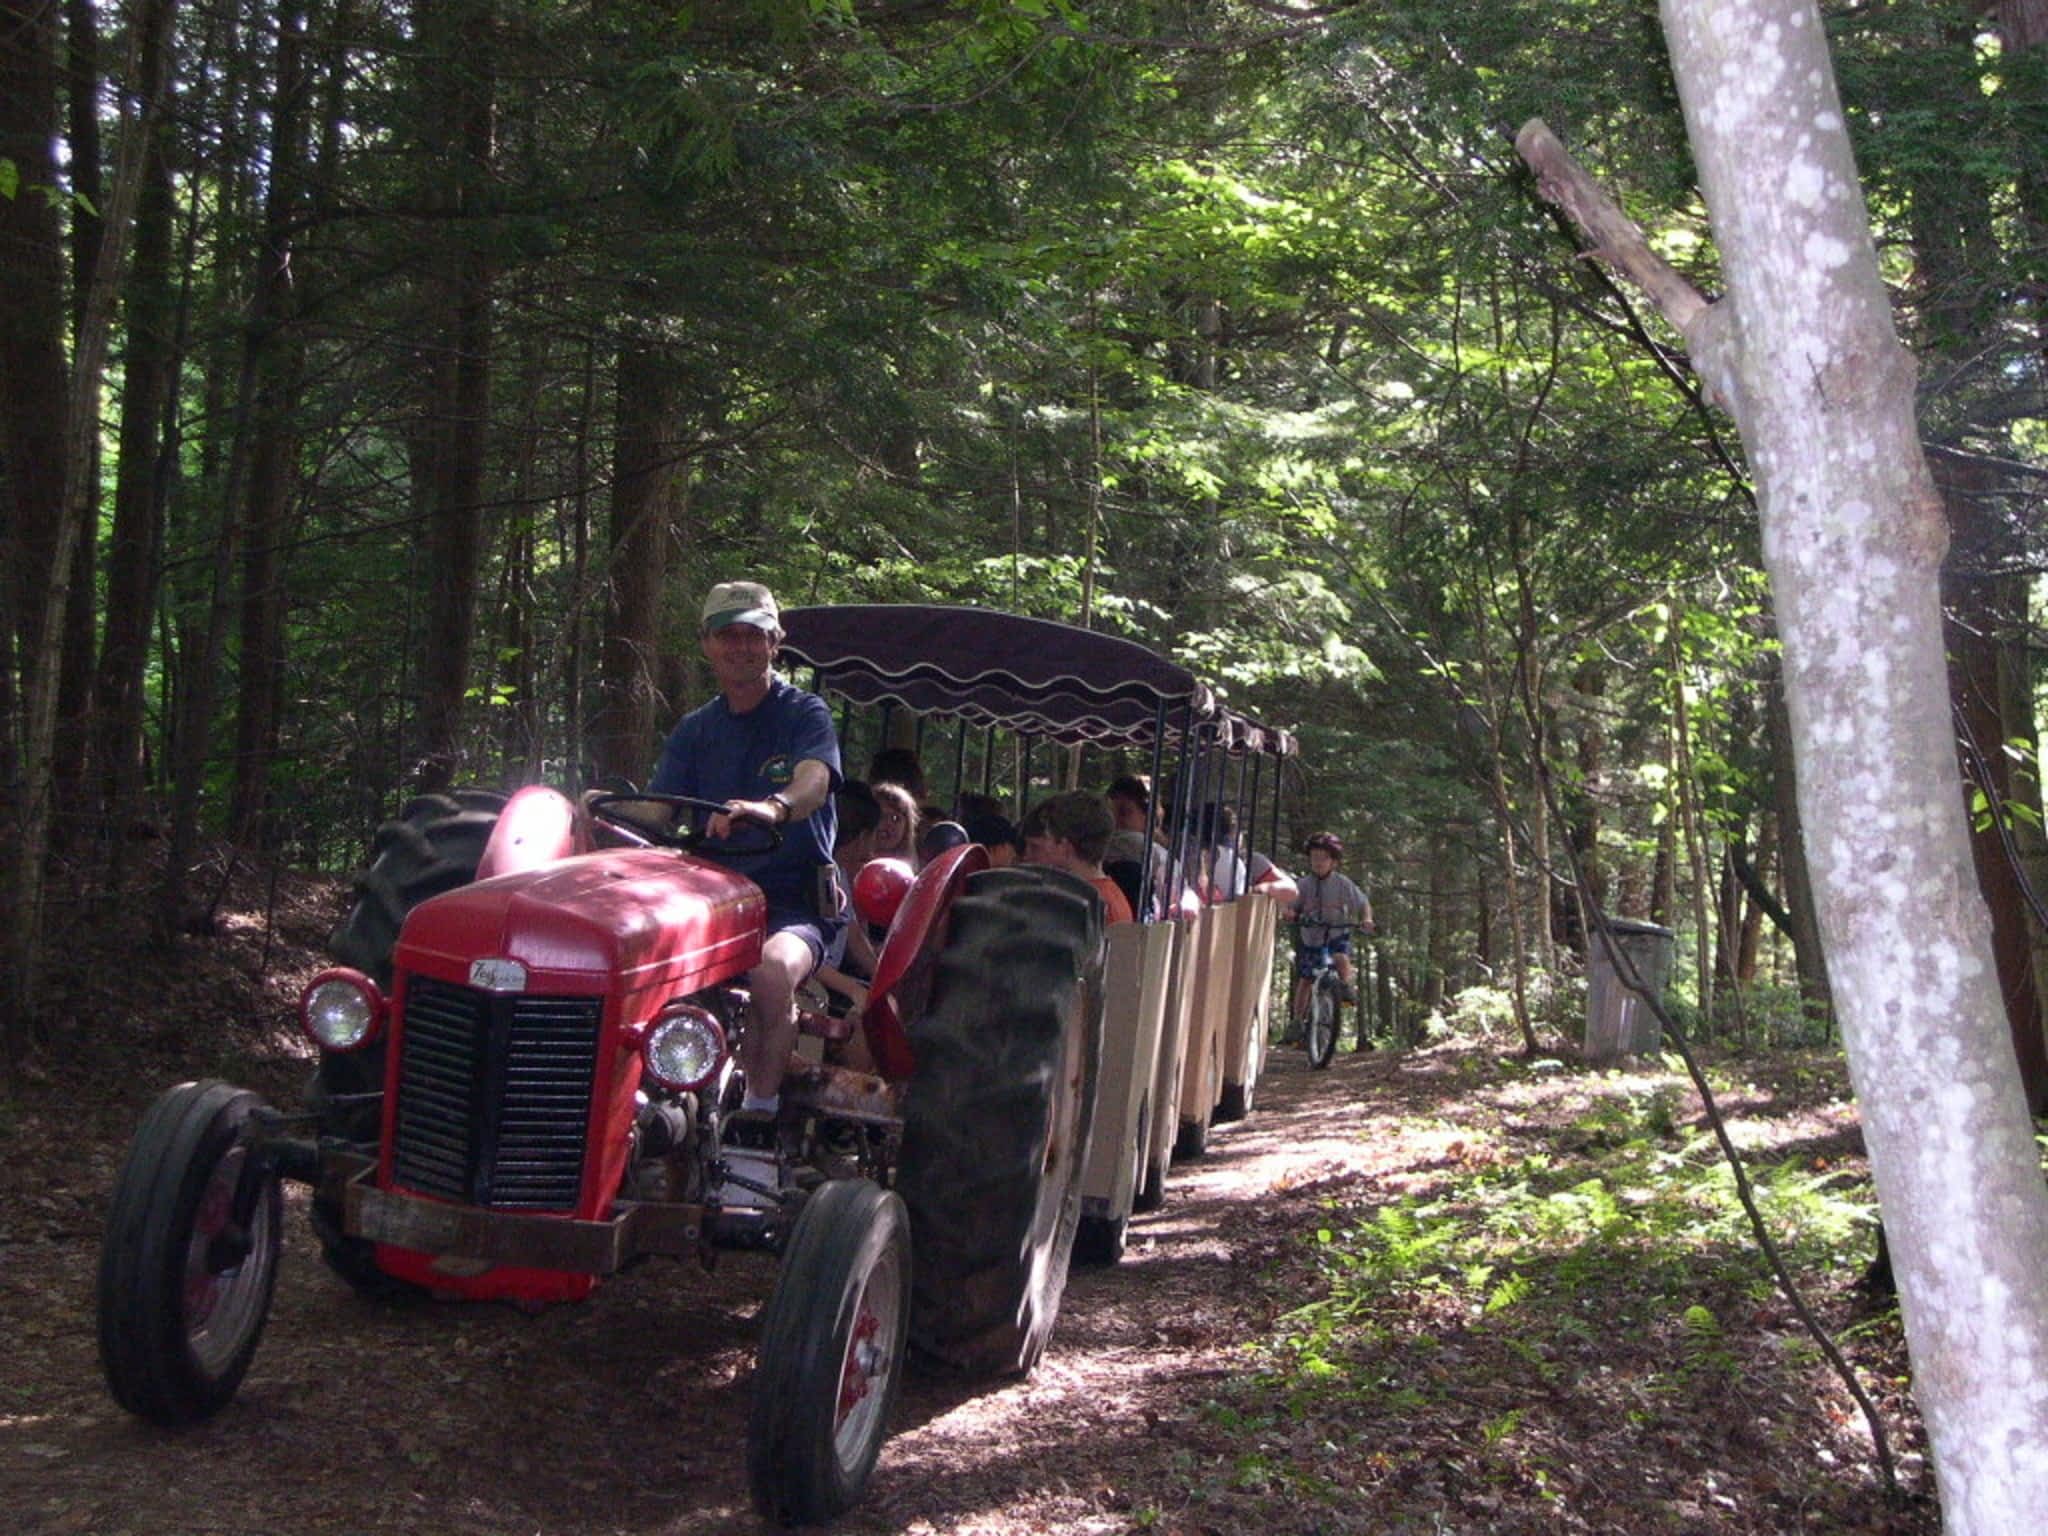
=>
[897,865,1104,1376]
[748,1179,911,1524]
[97,1081,283,1425]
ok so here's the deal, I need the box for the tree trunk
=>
[1566,654,1608,958]
[1942,450,2048,1112]
[228,0,311,843]
[1468,597,1539,1051]
[1670,617,1716,1024]
[1712,846,1739,982]
[2008,633,2048,1082]
[562,341,596,787]
[495,333,544,782]
[1983,0,2048,50]
[1475,869,1494,974]
[1765,653,1833,1013]
[4,0,172,1044]
[1524,743,1559,975]
[1525,5,2048,1522]
[162,0,265,931]
[93,6,179,850]
[1736,827,1767,985]
[1900,7,2048,1114]
[1484,746,1537,1050]
[1423,834,1449,1011]
[1,0,69,686]
[1509,520,1560,978]
[1650,814,1675,927]
[0,0,71,1051]
[52,0,101,827]
[1990,1,2048,361]
[412,1,497,792]
[596,345,680,783]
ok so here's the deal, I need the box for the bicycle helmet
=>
[1304,831,1344,858]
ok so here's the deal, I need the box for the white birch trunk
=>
[1657,2,2048,1525]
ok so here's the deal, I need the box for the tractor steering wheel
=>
[587,792,784,855]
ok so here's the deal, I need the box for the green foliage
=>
[1425,984,1522,1044]
[24,0,2040,1075]
[1263,1071,1877,1457]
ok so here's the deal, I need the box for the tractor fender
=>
[860,841,991,1080]
[476,785,581,881]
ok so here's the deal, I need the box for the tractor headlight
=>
[643,1003,726,1092]
[300,969,385,1052]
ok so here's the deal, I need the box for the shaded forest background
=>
[3,0,2047,1077]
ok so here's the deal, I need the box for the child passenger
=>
[870,780,920,864]
[814,781,881,1024]
[1019,791,1134,925]
[956,793,1019,867]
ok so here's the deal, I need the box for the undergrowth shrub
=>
[1263,1078,1877,1407]
[1422,975,1590,1049]
[1424,983,1519,1044]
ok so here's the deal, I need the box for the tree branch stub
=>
[1515,118,1712,335]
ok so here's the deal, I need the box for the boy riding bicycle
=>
[1290,831,1373,1023]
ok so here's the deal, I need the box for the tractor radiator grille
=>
[391,977,602,1210]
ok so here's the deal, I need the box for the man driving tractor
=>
[648,580,844,1204]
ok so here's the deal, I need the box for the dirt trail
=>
[2,1040,1388,1536]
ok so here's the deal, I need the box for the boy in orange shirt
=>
[1019,791,1135,925]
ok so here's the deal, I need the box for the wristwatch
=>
[767,791,794,824]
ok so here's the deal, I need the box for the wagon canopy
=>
[779,604,1292,757]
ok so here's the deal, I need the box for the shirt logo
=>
[759,754,795,786]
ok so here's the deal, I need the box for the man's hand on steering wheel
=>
[587,791,782,853]
[707,798,784,841]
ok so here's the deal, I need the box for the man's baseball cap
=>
[700,580,781,634]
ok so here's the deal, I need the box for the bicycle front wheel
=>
[1306,974,1340,1069]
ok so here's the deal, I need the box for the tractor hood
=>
[395,849,764,998]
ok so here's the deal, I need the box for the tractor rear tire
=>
[330,788,507,985]
[897,865,1104,1377]
[316,788,505,1297]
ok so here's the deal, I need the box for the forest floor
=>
[0,858,1938,1535]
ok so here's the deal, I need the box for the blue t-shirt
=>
[649,677,842,914]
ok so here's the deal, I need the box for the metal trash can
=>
[1584,918,1675,1064]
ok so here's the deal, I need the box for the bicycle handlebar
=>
[1293,919,1369,936]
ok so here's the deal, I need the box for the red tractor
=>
[95,602,1294,1524]
[95,778,1103,1524]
